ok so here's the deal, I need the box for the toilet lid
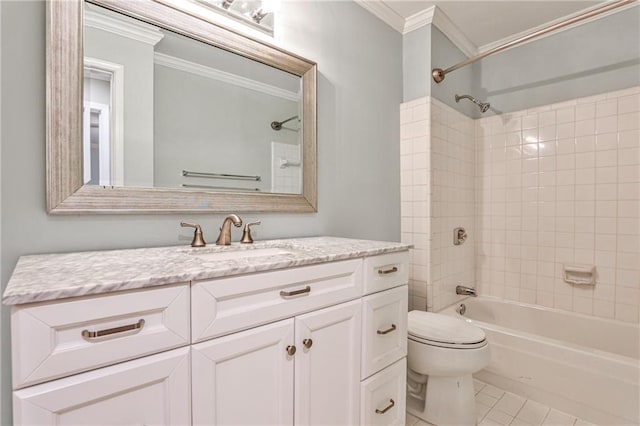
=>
[408,311,486,348]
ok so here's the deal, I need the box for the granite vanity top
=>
[3,236,410,305]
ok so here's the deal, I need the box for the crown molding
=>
[154,52,300,102]
[403,6,435,34]
[428,7,477,57]
[84,7,165,45]
[353,0,405,33]
[358,1,638,61]
[477,1,639,54]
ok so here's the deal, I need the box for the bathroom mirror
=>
[47,0,317,214]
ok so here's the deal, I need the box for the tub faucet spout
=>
[456,285,477,297]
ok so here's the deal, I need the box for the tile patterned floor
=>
[406,379,598,426]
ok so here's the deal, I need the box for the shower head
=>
[455,94,490,114]
[271,115,299,131]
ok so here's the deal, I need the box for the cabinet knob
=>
[302,338,313,349]
[286,345,297,356]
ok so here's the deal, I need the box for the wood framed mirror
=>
[47,0,317,214]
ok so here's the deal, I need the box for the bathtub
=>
[440,297,639,425]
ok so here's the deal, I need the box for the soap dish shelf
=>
[563,264,596,285]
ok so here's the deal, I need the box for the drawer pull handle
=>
[286,345,297,356]
[375,399,395,414]
[378,266,398,275]
[82,319,145,339]
[377,324,397,335]
[280,286,311,298]
[303,338,313,349]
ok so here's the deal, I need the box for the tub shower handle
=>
[280,286,311,298]
[375,399,395,414]
[378,266,398,275]
[377,324,397,335]
[82,319,145,339]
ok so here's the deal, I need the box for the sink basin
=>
[189,247,293,262]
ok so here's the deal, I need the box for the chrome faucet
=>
[456,285,477,297]
[216,214,243,245]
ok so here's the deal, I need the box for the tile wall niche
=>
[475,87,640,323]
[400,97,476,312]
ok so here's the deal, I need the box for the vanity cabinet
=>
[8,242,409,426]
[13,347,191,425]
[192,300,361,425]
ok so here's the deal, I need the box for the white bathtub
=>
[440,297,640,425]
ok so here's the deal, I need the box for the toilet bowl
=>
[406,310,490,426]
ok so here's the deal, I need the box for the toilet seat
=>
[408,311,487,349]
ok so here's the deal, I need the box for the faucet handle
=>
[180,222,206,247]
[240,221,261,244]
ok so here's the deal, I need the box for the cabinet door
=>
[192,318,295,425]
[13,347,191,426]
[295,300,362,425]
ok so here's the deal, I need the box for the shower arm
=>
[278,116,298,126]
[432,0,637,83]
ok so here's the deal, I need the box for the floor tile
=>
[542,408,577,426]
[406,412,420,426]
[494,392,527,417]
[480,418,503,426]
[474,378,488,394]
[476,392,499,408]
[482,383,506,399]
[407,380,595,426]
[476,402,492,422]
[516,400,551,425]
[574,419,597,426]
[486,407,514,425]
[511,418,536,426]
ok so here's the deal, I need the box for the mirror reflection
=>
[83,3,303,194]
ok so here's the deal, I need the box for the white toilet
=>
[406,310,490,426]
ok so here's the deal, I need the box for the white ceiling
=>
[360,1,610,52]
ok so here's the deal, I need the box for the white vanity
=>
[4,237,410,425]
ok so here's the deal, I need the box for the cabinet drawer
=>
[13,347,191,426]
[192,259,363,342]
[360,358,407,426]
[361,285,408,379]
[363,252,409,295]
[11,283,190,389]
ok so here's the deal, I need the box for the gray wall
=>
[403,25,430,101]
[404,6,639,118]
[0,1,402,422]
[472,6,640,115]
[153,65,298,191]
[85,26,156,186]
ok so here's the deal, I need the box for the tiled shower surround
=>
[400,97,476,312]
[401,87,640,323]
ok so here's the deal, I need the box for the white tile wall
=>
[475,87,640,323]
[401,87,639,323]
[400,97,475,312]
[271,141,301,194]
[401,98,431,311]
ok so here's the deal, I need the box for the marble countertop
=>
[3,237,410,305]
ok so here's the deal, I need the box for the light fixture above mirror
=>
[195,0,281,35]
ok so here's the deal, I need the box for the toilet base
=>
[407,374,477,426]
